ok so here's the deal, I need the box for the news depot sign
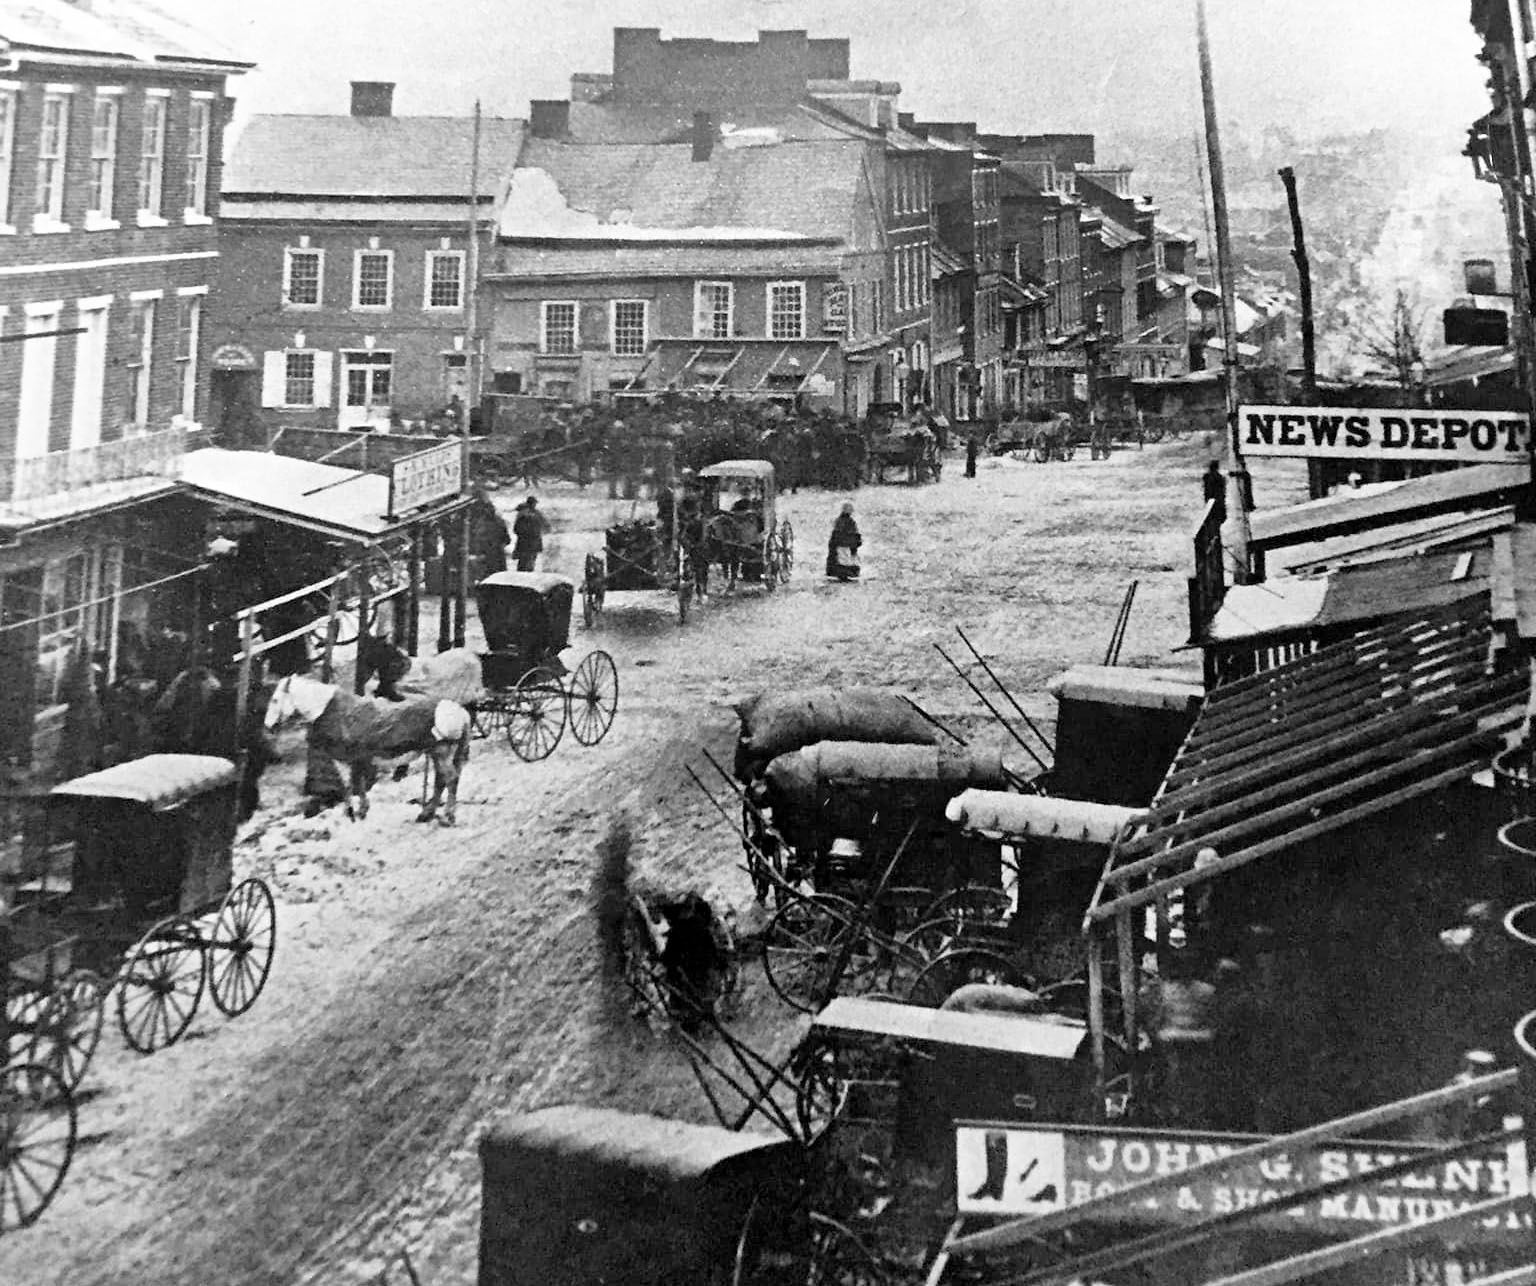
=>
[1239,404,1531,466]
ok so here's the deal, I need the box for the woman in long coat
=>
[826,501,862,581]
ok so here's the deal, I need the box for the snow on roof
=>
[180,449,397,539]
[0,0,249,68]
[499,139,866,244]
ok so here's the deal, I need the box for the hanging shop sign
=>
[1238,405,1531,465]
[388,440,463,518]
[1020,351,1086,369]
[210,343,259,371]
[955,1123,1530,1244]
[822,282,848,335]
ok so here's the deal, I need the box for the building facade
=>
[0,1,248,770]
[210,83,523,440]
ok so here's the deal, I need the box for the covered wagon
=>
[732,687,938,782]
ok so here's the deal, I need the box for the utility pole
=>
[1278,166,1322,498]
[1500,0,1536,518]
[1196,0,1252,582]
[453,98,484,652]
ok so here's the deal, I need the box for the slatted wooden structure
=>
[1081,595,1528,1084]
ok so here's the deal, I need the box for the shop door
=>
[340,351,394,430]
[0,567,43,765]
[211,369,263,448]
[441,353,469,406]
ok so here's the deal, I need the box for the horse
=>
[264,673,471,825]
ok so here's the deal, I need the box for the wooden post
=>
[1278,166,1324,501]
[234,612,256,757]
[353,578,371,696]
[437,520,452,653]
[454,509,470,648]
[407,528,422,656]
[321,578,340,683]
[1087,928,1106,1113]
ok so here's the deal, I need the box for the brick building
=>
[210,83,523,439]
[0,0,248,769]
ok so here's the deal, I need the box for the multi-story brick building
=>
[1001,159,1086,406]
[0,1,248,769]
[210,83,524,439]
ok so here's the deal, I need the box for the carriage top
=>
[696,459,776,482]
[475,571,575,672]
[476,571,575,595]
[49,753,239,811]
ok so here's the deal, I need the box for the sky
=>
[169,0,1489,148]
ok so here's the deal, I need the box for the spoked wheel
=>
[208,879,277,1018]
[763,894,862,1013]
[806,1213,894,1286]
[778,520,795,578]
[567,650,619,746]
[30,972,105,1092]
[791,1038,848,1146]
[116,915,207,1054]
[905,947,1029,1008]
[505,666,567,761]
[0,1063,76,1232]
[468,697,509,740]
[763,532,781,592]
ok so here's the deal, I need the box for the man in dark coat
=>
[1202,460,1226,524]
[964,433,979,478]
[826,501,862,581]
[512,496,548,572]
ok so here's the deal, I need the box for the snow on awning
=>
[945,789,1144,847]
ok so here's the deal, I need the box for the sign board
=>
[822,282,848,335]
[388,440,463,518]
[1019,351,1085,369]
[210,343,258,371]
[954,1124,1530,1245]
[1238,404,1531,465]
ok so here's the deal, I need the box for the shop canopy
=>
[1085,595,1526,931]
[179,448,467,543]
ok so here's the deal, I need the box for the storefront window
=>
[36,553,89,709]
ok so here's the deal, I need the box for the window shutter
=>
[313,351,334,407]
[693,283,710,338]
[579,302,605,349]
[260,351,285,407]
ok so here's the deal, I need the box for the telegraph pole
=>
[1196,0,1253,582]
[1501,0,1536,517]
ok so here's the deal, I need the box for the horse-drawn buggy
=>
[867,423,942,485]
[582,514,694,626]
[1,753,277,1230]
[471,572,618,761]
[696,460,794,595]
[988,412,1078,463]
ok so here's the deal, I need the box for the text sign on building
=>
[388,441,463,518]
[210,343,258,371]
[822,282,848,335]
[955,1124,1530,1244]
[1238,404,1532,465]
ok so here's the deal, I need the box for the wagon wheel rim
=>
[4,989,43,1070]
[806,1212,894,1286]
[115,915,206,1054]
[209,879,277,1018]
[0,1063,76,1232]
[567,650,619,746]
[762,895,860,1013]
[905,946,1026,1008]
[792,1039,849,1146]
[505,666,566,761]
[30,972,105,1092]
[741,796,773,902]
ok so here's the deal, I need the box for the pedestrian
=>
[964,432,979,479]
[471,485,510,576]
[826,500,862,581]
[1202,460,1226,524]
[1139,948,1217,1126]
[512,495,548,573]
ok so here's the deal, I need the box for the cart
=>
[472,572,619,761]
[582,517,695,626]
[1,754,278,1231]
[696,460,794,594]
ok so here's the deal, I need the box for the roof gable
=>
[0,0,248,68]
[224,115,526,199]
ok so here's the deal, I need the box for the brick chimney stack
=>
[350,81,394,118]
[692,111,715,162]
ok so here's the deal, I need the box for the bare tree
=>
[1359,288,1428,392]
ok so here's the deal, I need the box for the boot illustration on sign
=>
[967,1129,1009,1201]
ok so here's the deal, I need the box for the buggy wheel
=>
[468,697,509,740]
[1032,440,1051,463]
[505,666,566,761]
[905,947,1028,1008]
[116,916,206,1054]
[208,878,277,1018]
[791,1039,847,1146]
[31,972,105,1092]
[779,520,794,577]
[567,650,619,746]
[0,1063,76,1232]
[582,554,605,629]
[762,894,861,1013]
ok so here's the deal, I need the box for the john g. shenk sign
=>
[388,441,463,518]
[1238,405,1531,465]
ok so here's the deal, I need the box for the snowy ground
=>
[0,430,1311,1286]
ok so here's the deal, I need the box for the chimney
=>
[530,100,571,140]
[692,111,715,162]
[350,81,394,118]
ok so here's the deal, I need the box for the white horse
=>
[264,674,472,825]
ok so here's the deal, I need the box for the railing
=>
[1187,497,1224,646]
[0,424,188,510]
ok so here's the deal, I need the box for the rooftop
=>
[0,0,249,68]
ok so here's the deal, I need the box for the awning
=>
[1046,664,1204,712]
[51,754,238,810]
[1098,215,1138,250]
[945,789,1145,846]
[1425,345,1516,388]
[180,447,468,542]
[813,996,1088,1060]
[1085,596,1526,927]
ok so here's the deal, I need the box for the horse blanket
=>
[396,647,483,706]
[310,690,467,762]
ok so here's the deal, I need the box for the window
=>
[138,93,167,218]
[18,304,62,464]
[185,98,210,216]
[125,299,155,431]
[88,94,118,222]
[176,295,200,419]
[424,250,465,309]
[70,298,111,451]
[611,299,648,356]
[343,350,393,407]
[283,247,323,307]
[693,280,733,339]
[36,553,89,710]
[35,93,69,224]
[541,301,577,354]
[285,351,316,406]
[353,249,393,309]
[767,281,804,340]
[0,88,14,226]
